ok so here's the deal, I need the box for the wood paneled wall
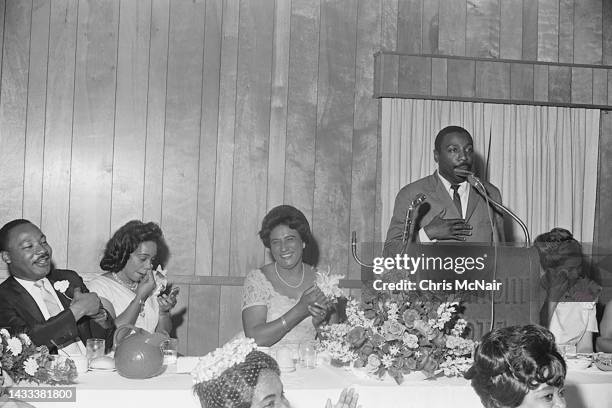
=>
[0,0,610,355]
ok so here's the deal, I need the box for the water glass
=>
[86,338,105,361]
[162,338,178,365]
[299,341,317,369]
[558,343,577,358]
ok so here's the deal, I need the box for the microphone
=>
[401,193,427,244]
[453,168,531,244]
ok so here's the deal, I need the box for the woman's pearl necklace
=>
[111,273,145,317]
[275,262,305,289]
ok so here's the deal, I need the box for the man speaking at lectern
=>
[384,126,505,255]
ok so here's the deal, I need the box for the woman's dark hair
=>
[258,205,319,265]
[193,351,280,408]
[464,325,566,408]
[99,220,169,273]
[533,228,583,271]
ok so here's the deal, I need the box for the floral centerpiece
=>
[0,329,77,391]
[317,286,475,384]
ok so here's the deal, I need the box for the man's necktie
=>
[34,280,84,354]
[34,280,62,317]
[451,184,462,218]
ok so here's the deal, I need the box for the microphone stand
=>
[468,175,531,245]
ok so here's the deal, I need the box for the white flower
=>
[381,354,394,368]
[7,337,23,356]
[23,357,38,376]
[153,265,168,296]
[389,345,399,356]
[314,266,346,299]
[53,280,70,293]
[18,333,31,346]
[0,329,10,339]
[402,333,419,349]
[192,337,257,383]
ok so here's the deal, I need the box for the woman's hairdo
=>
[99,220,169,273]
[533,227,582,270]
[193,351,280,408]
[259,205,319,265]
[464,325,566,408]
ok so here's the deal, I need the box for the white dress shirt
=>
[14,276,86,355]
[418,172,470,242]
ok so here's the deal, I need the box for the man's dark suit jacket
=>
[384,171,505,255]
[0,268,114,352]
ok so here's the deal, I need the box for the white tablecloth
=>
[18,359,612,408]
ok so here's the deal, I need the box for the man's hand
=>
[424,209,472,241]
[69,288,102,321]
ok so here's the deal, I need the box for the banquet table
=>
[13,358,612,408]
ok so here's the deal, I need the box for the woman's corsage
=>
[191,337,257,383]
[153,265,168,297]
[315,266,346,300]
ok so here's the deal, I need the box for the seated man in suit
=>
[384,126,504,255]
[0,219,114,353]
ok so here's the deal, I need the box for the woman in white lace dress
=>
[242,205,335,350]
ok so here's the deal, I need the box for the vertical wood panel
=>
[285,0,319,221]
[537,0,559,62]
[604,0,612,65]
[593,69,608,106]
[558,0,574,63]
[111,0,151,230]
[499,0,522,59]
[266,0,291,210]
[41,0,77,268]
[439,0,466,56]
[521,0,538,60]
[431,57,447,96]
[548,65,571,103]
[398,56,431,95]
[143,0,169,224]
[466,0,500,58]
[212,0,239,277]
[421,0,439,54]
[68,0,119,273]
[571,68,593,105]
[381,0,398,51]
[447,59,475,97]
[397,0,421,53]
[187,285,220,355]
[349,0,380,279]
[573,0,603,64]
[533,64,549,102]
[380,53,399,94]
[475,61,510,99]
[23,0,51,225]
[162,0,205,276]
[196,0,222,276]
[230,0,274,277]
[510,63,534,101]
[0,0,31,225]
[218,286,243,345]
[313,0,357,270]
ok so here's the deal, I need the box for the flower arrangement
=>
[191,337,258,383]
[0,329,77,390]
[314,266,346,300]
[317,287,475,384]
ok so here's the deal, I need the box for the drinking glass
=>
[299,341,317,369]
[162,338,178,365]
[558,343,577,358]
[86,338,105,361]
